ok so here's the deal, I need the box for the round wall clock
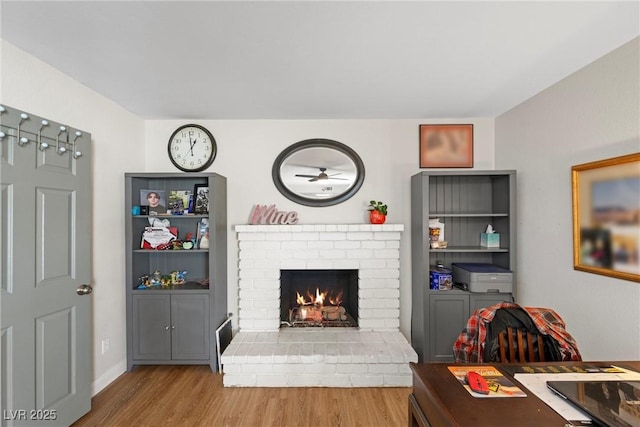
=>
[168,124,217,172]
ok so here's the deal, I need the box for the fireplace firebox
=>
[280,269,358,327]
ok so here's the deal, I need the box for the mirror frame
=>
[272,138,366,207]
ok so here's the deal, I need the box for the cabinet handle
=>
[164,325,170,330]
[171,325,176,330]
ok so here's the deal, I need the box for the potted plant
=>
[368,200,388,224]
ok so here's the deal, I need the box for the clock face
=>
[168,124,217,172]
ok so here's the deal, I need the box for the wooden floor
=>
[72,365,411,427]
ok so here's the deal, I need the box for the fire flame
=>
[295,288,342,307]
[329,290,343,305]
[291,287,346,323]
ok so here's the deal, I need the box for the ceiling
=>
[2,1,638,120]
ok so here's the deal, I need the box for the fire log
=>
[289,305,347,323]
[322,306,346,321]
[290,306,323,322]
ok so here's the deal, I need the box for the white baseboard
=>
[92,359,127,396]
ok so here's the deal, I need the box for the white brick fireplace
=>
[220,224,418,387]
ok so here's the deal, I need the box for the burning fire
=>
[295,288,342,321]
[296,288,342,307]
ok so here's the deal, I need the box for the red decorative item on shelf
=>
[368,200,388,224]
[369,210,386,224]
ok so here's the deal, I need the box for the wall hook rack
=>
[0,104,88,161]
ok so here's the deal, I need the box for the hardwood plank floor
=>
[72,365,411,427]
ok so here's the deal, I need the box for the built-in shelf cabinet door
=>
[132,294,171,360]
[171,293,210,360]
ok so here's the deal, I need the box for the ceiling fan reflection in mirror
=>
[272,138,365,207]
[295,167,349,182]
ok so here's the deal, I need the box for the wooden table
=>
[409,361,640,427]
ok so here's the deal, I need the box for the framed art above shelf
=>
[419,124,474,168]
[572,153,639,283]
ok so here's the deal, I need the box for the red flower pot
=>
[369,210,386,224]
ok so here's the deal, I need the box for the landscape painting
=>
[572,153,640,282]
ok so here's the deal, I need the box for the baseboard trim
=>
[92,359,127,396]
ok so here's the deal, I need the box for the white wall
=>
[495,37,640,360]
[1,41,146,393]
[144,119,496,340]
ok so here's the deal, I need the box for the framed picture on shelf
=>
[196,218,210,249]
[572,153,640,283]
[168,190,192,214]
[139,189,167,214]
[419,124,473,168]
[193,184,209,214]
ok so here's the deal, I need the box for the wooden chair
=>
[498,326,546,363]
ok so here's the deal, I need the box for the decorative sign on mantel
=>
[249,204,299,225]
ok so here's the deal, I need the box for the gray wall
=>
[495,37,640,360]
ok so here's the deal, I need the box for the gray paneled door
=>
[1,108,92,426]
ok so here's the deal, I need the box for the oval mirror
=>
[272,139,365,207]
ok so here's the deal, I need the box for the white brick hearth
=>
[221,329,416,387]
[221,224,418,387]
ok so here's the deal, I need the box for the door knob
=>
[76,284,93,295]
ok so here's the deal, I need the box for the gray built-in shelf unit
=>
[125,173,227,371]
[411,170,516,362]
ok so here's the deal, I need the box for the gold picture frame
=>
[571,153,640,282]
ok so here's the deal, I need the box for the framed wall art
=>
[572,152,640,282]
[419,124,473,168]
